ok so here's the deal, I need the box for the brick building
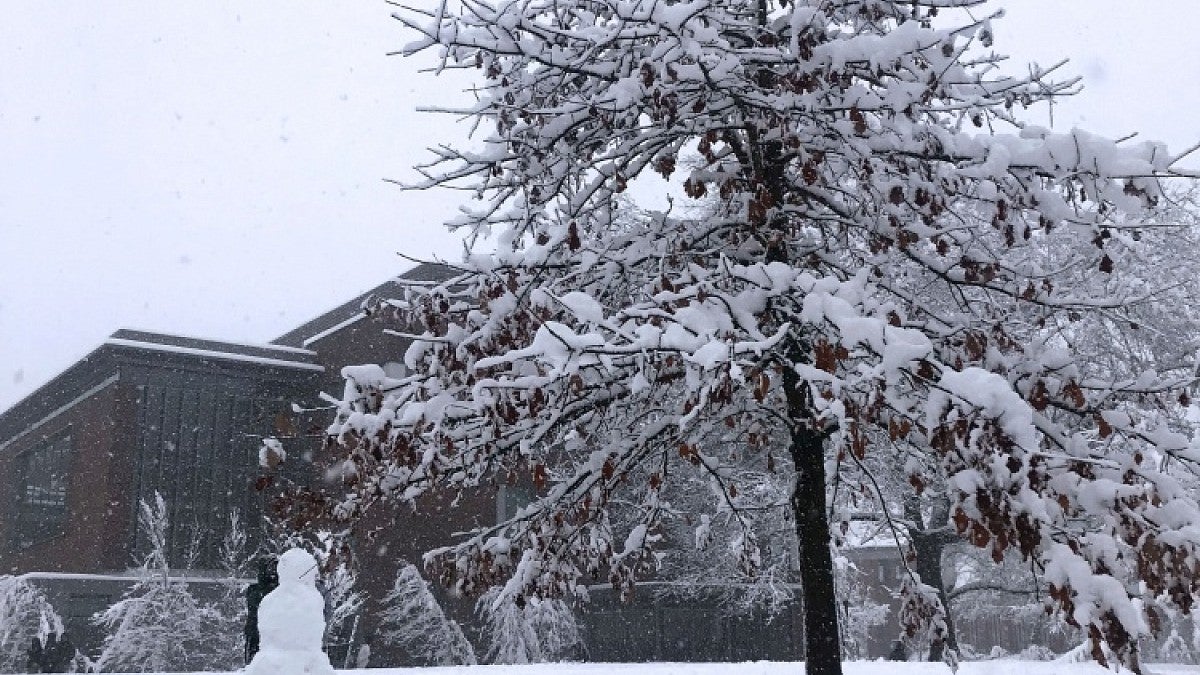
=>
[0,265,466,657]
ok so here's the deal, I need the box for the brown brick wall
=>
[0,378,133,574]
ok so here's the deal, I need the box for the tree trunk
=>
[912,531,957,662]
[757,60,841,671]
[788,420,843,675]
[905,495,958,662]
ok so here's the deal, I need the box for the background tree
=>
[210,511,253,669]
[378,561,477,666]
[833,553,891,661]
[326,1,1200,673]
[475,585,583,664]
[0,576,63,674]
[94,494,241,673]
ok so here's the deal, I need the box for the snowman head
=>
[276,548,319,587]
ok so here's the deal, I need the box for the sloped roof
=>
[0,329,323,446]
[272,262,457,348]
[0,264,456,440]
[106,329,320,369]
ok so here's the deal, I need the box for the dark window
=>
[496,483,536,524]
[12,432,72,549]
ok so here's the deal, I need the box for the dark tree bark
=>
[904,496,958,662]
[784,366,842,675]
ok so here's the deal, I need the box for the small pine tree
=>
[1154,628,1193,664]
[320,557,363,651]
[93,494,233,673]
[378,562,476,666]
[0,575,63,673]
[476,582,582,664]
[206,510,252,671]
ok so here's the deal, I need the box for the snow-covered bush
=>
[378,561,476,665]
[0,575,63,673]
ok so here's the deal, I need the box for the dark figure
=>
[41,634,59,673]
[45,632,74,673]
[244,557,279,664]
[887,639,909,662]
[26,636,43,673]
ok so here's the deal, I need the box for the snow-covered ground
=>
[20,662,1197,675]
[344,664,1200,675]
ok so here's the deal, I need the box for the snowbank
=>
[26,662,1197,675]
[374,664,1194,675]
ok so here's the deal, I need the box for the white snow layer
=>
[104,338,325,371]
[41,661,1198,675]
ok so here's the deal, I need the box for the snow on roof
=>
[105,337,324,372]
[273,262,459,347]
[19,571,253,585]
[114,328,317,355]
[301,311,366,347]
[841,519,907,549]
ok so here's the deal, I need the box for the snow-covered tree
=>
[323,1,1200,673]
[94,494,238,673]
[206,510,253,671]
[0,576,63,673]
[378,561,477,665]
[843,195,1200,662]
[321,559,362,652]
[833,555,890,661]
[475,585,582,664]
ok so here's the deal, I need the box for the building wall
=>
[122,360,315,568]
[579,586,804,662]
[0,377,132,575]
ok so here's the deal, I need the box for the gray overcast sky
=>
[1,1,1198,411]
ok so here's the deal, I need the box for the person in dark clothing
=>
[244,557,279,664]
[24,632,74,673]
[26,636,43,673]
[42,634,57,672]
[44,632,74,673]
[887,639,909,661]
[29,629,74,667]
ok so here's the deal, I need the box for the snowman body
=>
[245,549,335,675]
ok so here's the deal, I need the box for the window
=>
[12,432,72,549]
[496,483,536,524]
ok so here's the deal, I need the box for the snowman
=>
[245,548,336,675]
